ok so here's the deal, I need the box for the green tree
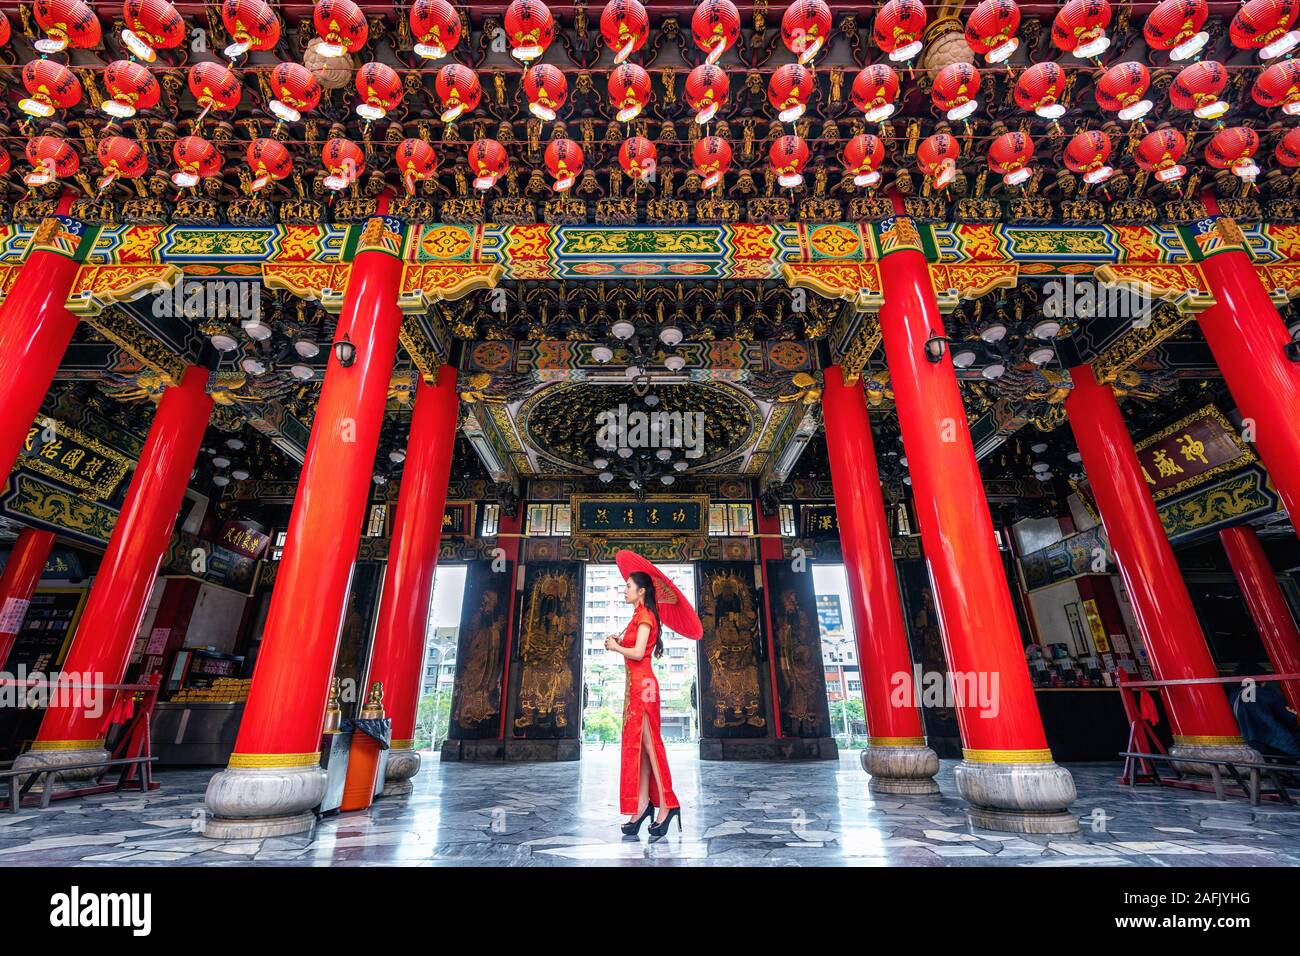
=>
[584,707,621,745]
[413,692,452,749]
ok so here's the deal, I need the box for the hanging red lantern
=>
[685,65,729,124]
[965,0,1021,64]
[851,64,900,122]
[171,135,221,188]
[1254,58,1300,115]
[268,62,321,123]
[355,61,403,121]
[1276,127,1300,167]
[102,61,161,120]
[1207,126,1262,182]
[768,63,814,122]
[608,63,652,122]
[122,0,185,63]
[1170,60,1229,120]
[600,0,649,65]
[1095,61,1152,122]
[988,131,1035,186]
[782,0,833,66]
[189,62,242,117]
[918,133,960,189]
[523,64,568,121]
[247,137,292,192]
[313,0,367,57]
[1231,0,1300,60]
[395,138,438,194]
[1015,61,1067,120]
[221,0,280,59]
[932,62,981,122]
[693,135,731,189]
[96,135,148,191]
[875,0,927,62]
[1064,130,1113,185]
[544,138,584,192]
[410,0,461,60]
[769,134,809,188]
[435,63,481,122]
[0,152,10,179]
[1144,0,1209,62]
[843,134,885,187]
[505,0,556,63]
[692,0,740,66]
[619,136,658,181]
[320,137,364,191]
[0,11,11,48]
[1052,0,1112,60]
[34,0,101,54]
[25,136,79,187]
[468,138,508,190]
[19,59,82,119]
[1135,128,1188,183]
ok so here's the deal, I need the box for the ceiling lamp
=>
[693,136,732,189]
[209,331,239,352]
[592,457,610,469]
[1206,127,1262,183]
[241,317,272,340]
[965,0,1021,64]
[692,0,740,65]
[1231,0,1300,60]
[851,64,900,123]
[410,0,461,60]
[843,134,885,188]
[189,63,242,125]
[1027,346,1055,366]
[1015,62,1067,120]
[674,461,688,472]
[321,137,365,191]
[523,64,567,121]
[770,135,810,189]
[875,0,927,63]
[269,62,321,124]
[1032,319,1062,339]
[981,362,1006,380]
[96,136,148,192]
[1135,128,1188,184]
[664,354,687,372]
[171,135,222,188]
[600,0,649,64]
[659,325,683,346]
[593,345,614,363]
[660,475,675,486]
[918,133,961,190]
[290,365,314,381]
[544,138,584,192]
[34,0,102,54]
[468,138,509,190]
[1095,62,1152,123]
[395,138,438,195]
[769,64,814,123]
[246,137,293,192]
[952,348,978,368]
[355,61,404,121]
[313,0,368,57]
[19,60,82,119]
[932,62,981,122]
[611,318,636,339]
[1253,59,1300,116]
[231,468,251,481]
[782,0,833,65]
[293,338,320,358]
[220,0,280,59]
[1277,128,1300,168]
[620,136,658,181]
[599,471,614,483]
[1170,61,1229,121]
[1052,0,1113,61]
[608,63,652,122]
[685,65,729,125]
[24,137,79,188]
[979,320,1007,343]
[1064,130,1113,185]
[122,0,186,63]
[1144,0,1209,62]
[212,475,231,487]
[238,355,265,376]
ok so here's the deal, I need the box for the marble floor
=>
[1,748,1298,866]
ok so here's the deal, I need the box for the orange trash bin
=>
[340,681,389,812]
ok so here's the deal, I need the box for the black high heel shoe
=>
[648,807,681,840]
[621,804,653,836]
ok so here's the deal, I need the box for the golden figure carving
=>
[514,570,578,732]
[698,570,765,729]
[774,589,822,734]
[455,588,505,728]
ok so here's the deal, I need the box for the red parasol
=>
[614,550,703,640]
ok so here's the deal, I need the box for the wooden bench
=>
[0,756,157,812]
[1119,750,1300,807]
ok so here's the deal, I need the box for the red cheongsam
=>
[619,604,680,815]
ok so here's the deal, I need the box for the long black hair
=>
[628,570,664,659]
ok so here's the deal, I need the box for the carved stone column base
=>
[380,748,420,797]
[860,745,941,795]
[1169,741,1261,776]
[202,765,326,839]
[11,745,110,783]
[954,760,1079,834]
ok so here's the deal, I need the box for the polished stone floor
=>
[2,747,1298,866]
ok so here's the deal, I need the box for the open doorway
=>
[580,563,698,749]
[412,564,467,753]
[812,563,867,747]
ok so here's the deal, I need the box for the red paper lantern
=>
[1052,0,1112,60]
[1206,126,1262,182]
[875,0,927,62]
[247,137,292,192]
[851,64,900,122]
[1144,0,1209,61]
[468,139,508,190]
[544,138,584,192]
[693,135,731,189]
[1275,127,1300,167]
[965,0,1021,64]
[843,134,885,187]
[505,0,556,63]
[0,11,11,48]
[685,65,729,124]
[102,61,161,120]
[1135,128,1188,183]
[523,64,568,121]
[1170,60,1229,120]
[782,0,833,65]
[435,63,481,122]
[608,63,651,122]
[189,62,242,114]
[313,0,367,57]
[932,62,981,122]
[355,61,403,121]
[1231,0,1300,60]
[395,138,438,194]
[1063,130,1113,185]
[19,59,82,119]
[97,135,148,191]
[619,136,658,181]
[0,152,11,179]
[321,137,364,191]
[221,0,280,58]
[917,133,960,189]
[122,0,185,63]
[1015,61,1067,119]
[171,135,221,188]
[34,0,101,54]
[1254,58,1300,116]
[269,62,321,123]
[1095,61,1151,122]
[600,0,649,65]
[768,63,814,122]
[769,134,809,188]
[410,0,461,60]
[692,0,740,65]
[988,131,1034,186]
[25,136,79,187]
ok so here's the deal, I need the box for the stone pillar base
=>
[954,759,1079,834]
[11,745,110,783]
[379,748,420,797]
[1169,741,1261,776]
[860,744,941,795]
[203,764,326,839]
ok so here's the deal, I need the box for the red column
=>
[1195,195,1300,529]
[1219,524,1300,714]
[367,368,459,794]
[19,366,211,765]
[1065,365,1249,758]
[0,528,56,667]
[821,366,937,793]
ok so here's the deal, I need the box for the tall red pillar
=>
[1195,195,1300,529]
[874,204,1075,832]
[1219,524,1300,714]
[821,366,937,794]
[14,366,212,776]
[204,217,408,838]
[1065,364,1253,764]
[367,367,459,796]
[0,528,56,667]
